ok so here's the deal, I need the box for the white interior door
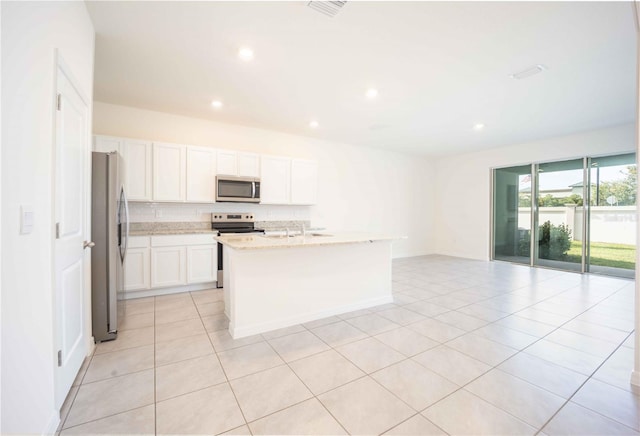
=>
[54,62,89,408]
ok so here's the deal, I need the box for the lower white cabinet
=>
[124,234,217,294]
[124,236,151,291]
[187,245,217,283]
[151,246,187,288]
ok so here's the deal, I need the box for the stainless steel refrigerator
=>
[91,151,129,342]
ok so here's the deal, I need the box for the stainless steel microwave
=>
[216,175,261,203]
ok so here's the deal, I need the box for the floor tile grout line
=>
[68,263,634,435]
[189,290,254,435]
[59,344,98,431]
[387,274,635,431]
[260,332,351,435]
[533,329,638,435]
[59,403,156,433]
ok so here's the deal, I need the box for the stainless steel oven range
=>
[212,213,264,288]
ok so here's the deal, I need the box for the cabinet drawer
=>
[151,233,217,247]
[128,236,150,248]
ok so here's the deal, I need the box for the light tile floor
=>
[58,255,639,435]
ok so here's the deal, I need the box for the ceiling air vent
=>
[307,1,347,18]
[510,64,547,80]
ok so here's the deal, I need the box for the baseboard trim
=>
[230,295,393,339]
[121,282,217,300]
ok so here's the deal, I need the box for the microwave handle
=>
[252,181,256,199]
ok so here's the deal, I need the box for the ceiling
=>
[87,1,637,156]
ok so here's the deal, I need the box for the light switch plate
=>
[20,205,34,234]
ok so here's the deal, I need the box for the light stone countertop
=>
[214,232,405,250]
[129,229,218,236]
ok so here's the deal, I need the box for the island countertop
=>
[214,232,405,250]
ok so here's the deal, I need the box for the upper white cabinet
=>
[94,136,152,201]
[122,140,153,201]
[291,159,318,205]
[216,150,237,176]
[216,150,260,177]
[153,142,186,202]
[260,156,291,205]
[186,147,216,203]
[238,152,260,177]
[93,135,318,206]
[94,136,121,154]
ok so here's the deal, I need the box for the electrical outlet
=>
[155,209,163,218]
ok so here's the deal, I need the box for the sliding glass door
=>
[533,159,584,272]
[492,153,636,278]
[492,165,532,264]
[588,153,636,278]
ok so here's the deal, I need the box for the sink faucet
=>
[286,227,291,238]
[301,222,306,237]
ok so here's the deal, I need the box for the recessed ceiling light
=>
[365,88,379,99]
[238,47,254,61]
[473,123,485,131]
[211,100,223,109]
[309,120,319,129]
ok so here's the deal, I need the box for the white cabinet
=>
[260,156,291,204]
[94,136,121,154]
[187,245,217,283]
[217,150,260,177]
[186,147,216,203]
[151,246,187,288]
[153,142,186,202]
[93,136,152,201]
[122,140,152,201]
[139,234,216,290]
[124,237,150,291]
[216,150,238,176]
[238,152,260,177]
[291,159,318,205]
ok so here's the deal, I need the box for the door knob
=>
[83,241,95,249]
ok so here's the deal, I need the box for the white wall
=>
[93,102,435,258]
[434,123,636,260]
[1,2,94,433]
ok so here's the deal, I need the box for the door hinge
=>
[57,350,62,367]
[56,93,62,111]
[55,222,60,239]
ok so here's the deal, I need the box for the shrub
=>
[538,221,572,260]
[515,221,572,260]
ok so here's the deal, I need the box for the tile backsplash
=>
[128,202,312,223]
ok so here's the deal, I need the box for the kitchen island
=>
[214,232,400,338]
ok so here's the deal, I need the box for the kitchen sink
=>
[260,233,333,238]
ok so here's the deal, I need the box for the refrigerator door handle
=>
[121,185,130,263]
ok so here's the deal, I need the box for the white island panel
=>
[223,240,393,338]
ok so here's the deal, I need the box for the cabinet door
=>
[151,246,186,288]
[260,156,291,204]
[122,140,152,201]
[186,147,216,203]
[124,248,150,291]
[187,245,217,283]
[237,152,260,177]
[153,142,186,202]
[291,159,318,205]
[216,150,238,176]
[94,136,122,154]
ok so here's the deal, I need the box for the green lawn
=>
[566,241,636,270]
